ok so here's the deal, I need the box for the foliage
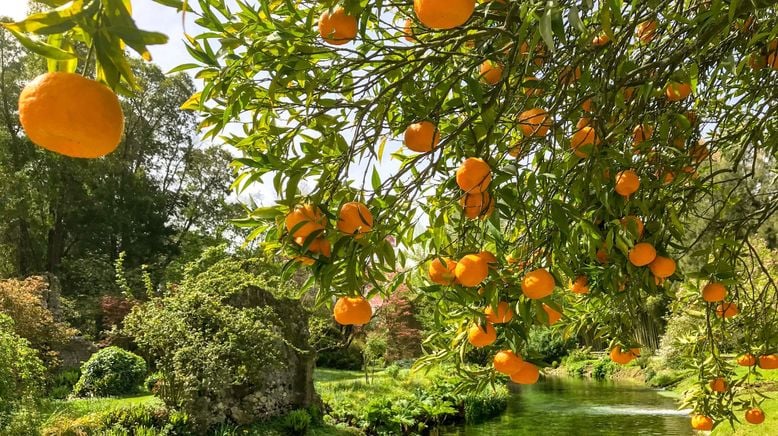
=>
[591,358,619,381]
[376,285,423,362]
[363,331,388,370]
[280,409,312,435]
[71,346,147,398]
[41,400,189,436]
[47,368,81,400]
[0,314,45,431]
[317,344,364,371]
[462,390,510,424]
[524,327,576,365]
[123,253,305,430]
[0,276,76,365]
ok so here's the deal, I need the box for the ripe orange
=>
[615,170,640,197]
[665,81,692,102]
[610,346,637,365]
[690,140,709,163]
[758,354,778,369]
[570,126,599,158]
[542,303,562,325]
[621,215,644,239]
[632,124,653,147]
[468,323,497,347]
[521,268,555,299]
[745,408,765,425]
[333,296,372,325]
[559,65,581,85]
[519,41,546,66]
[456,157,492,193]
[691,415,713,431]
[294,237,332,258]
[413,0,475,30]
[518,108,551,137]
[737,353,756,367]
[403,18,415,42]
[485,301,514,324]
[286,204,327,240]
[596,245,609,264]
[509,362,540,384]
[493,350,523,375]
[648,255,676,278]
[702,282,727,302]
[479,60,503,85]
[636,20,658,43]
[455,254,489,287]
[628,242,657,266]
[478,250,498,267]
[522,76,543,96]
[576,117,592,129]
[710,377,727,393]
[570,276,589,294]
[18,72,124,158]
[662,170,675,185]
[319,7,358,45]
[337,202,373,238]
[716,302,739,318]
[404,121,441,152]
[460,192,494,220]
[592,33,610,47]
[581,98,593,112]
[429,257,457,285]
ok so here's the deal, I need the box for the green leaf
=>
[46,34,78,73]
[3,27,76,61]
[2,0,86,35]
[540,8,555,53]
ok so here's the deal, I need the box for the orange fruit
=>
[758,354,778,369]
[710,377,727,393]
[485,301,514,324]
[518,108,551,137]
[404,121,441,152]
[508,143,523,158]
[716,302,739,318]
[319,7,358,45]
[570,126,599,158]
[542,303,562,325]
[628,242,657,267]
[702,282,727,302]
[468,323,497,347]
[576,117,592,129]
[456,157,492,193]
[337,201,373,238]
[559,65,581,85]
[632,124,653,147]
[403,18,415,42]
[460,191,495,219]
[479,60,503,85]
[295,256,316,266]
[429,257,457,285]
[522,76,543,96]
[596,245,609,264]
[665,81,692,102]
[648,255,676,278]
[333,296,372,325]
[295,237,332,259]
[592,33,610,46]
[610,346,637,365]
[455,254,489,287]
[662,170,675,185]
[581,98,593,112]
[636,20,658,43]
[737,353,756,367]
[615,170,640,197]
[748,53,766,70]
[690,140,709,163]
[286,204,327,240]
[691,415,713,431]
[509,362,540,384]
[478,250,498,267]
[745,408,765,425]
[621,216,644,239]
[519,41,546,66]
[493,350,523,375]
[19,72,124,158]
[570,276,589,294]
[521,268,555,299]
[413,0,475,30]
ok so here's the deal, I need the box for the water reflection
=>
[439,376,692,436]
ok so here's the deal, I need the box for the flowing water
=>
[440,377,693,436]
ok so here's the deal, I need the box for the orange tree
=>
[5,0,778,429]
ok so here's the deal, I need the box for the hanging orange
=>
[337,202,373,238]
[318,7,358,45]
[702,282,727,302]
[455,254,489,287]
[285,204,327,240]
[493,350,523,375]
[429,257,457,285]
[510,362,540,384]
[467,323,497,347]
[456,158,492,193]
[413,0,475,30]
[521,268,555,299]
[628,242,657,267]
[570,276,589,294]
[615,170,640,197]
[518,108,551,137]
[691,415,713,431]
[485,301,513,324]
[333,296,372,325]
[404,121,440,152]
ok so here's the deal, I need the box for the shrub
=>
[384,364,401,379]
[0,314,45,431]
[281,409,312,435]
[72,346,147,397]
[317,344,364,370]
[144,371,164,393]
[47,368,81,399]
[124,255,315,431]
[377,285,423,362]
[462,390,509,424]
[524,327,575,365]
[42,402,190,436]
[591,358,618,380]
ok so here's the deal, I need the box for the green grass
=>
[39,393,163,425]
[712,397,778,435]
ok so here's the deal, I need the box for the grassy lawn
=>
[39,393,162,426]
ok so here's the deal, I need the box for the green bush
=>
[72,346,147,397]
[0,314,45,431]
[124,255,310,431]
[646,369,686,388]
[591,358,618,380]
[524,327,575,365]
[384,364,401,379]
[564,359,591,378]
[317,345,364,370]
[42,402,190,436]
[48,368,81,399]
[281,409,312,435]
[144,372,164,393]
[462,390,509,424]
